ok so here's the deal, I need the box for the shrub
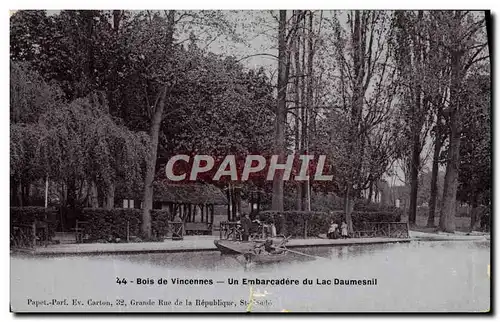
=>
[259,210,401,237]
[80,208,142,241]
[150,209,174,237]
[79,208,174,241]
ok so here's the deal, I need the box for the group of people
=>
[327,220,348,239]
[238,213,277,241]
[239,212,349,241]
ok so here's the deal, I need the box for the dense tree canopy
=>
[10,10,491,234]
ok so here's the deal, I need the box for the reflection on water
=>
[11,241,490,312]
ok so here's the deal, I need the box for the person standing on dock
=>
[240,213,252,241]
[328,220,338,239]
[341,220,348,238]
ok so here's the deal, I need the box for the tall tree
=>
[392,11,436,226]
[328,11,397,233]
[439,11,488,232]
[456,74,490,230]
[426,13,451,227]
[272,10,288,214]
[135,11,176,238]
[119,11,240,238]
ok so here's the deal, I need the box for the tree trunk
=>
[427,123,442,227]
[20,180,29,206]
[439,49,462,233]
[15,181,22,207]
[141,11,175,239]
[67,177,77,209]
[296,184,303,211]
[439,131,460,233]
[271,10,288,214]
[293,11,303,212]
[113,10,121,32]
[344,186,354,234]
[104,183,115,209]
[303,11,314,213]
[380,184,388,206]
[142,86,168,238]
[235,187,242,216]
[300,16,308,211]
[469,193,479,232]
[408,26,423,226]
[90,181,99,208]
[343,11,364,235]
[408,136,420,225]
[11,179,18,206]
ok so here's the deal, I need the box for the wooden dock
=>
[14,235,411,256]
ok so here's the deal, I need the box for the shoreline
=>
[13,236,412,256]
[11,230,490,257]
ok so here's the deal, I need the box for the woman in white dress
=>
[341,221,348,238]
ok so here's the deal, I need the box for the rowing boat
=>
[243,249,288,264]
[213,239,257,255]
[214,236,290,255]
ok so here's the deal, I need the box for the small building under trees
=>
[153,182,227,225]
[121,182,228,233]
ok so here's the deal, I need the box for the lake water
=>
[10,240,490,313]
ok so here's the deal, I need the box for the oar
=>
[273,246,329,260]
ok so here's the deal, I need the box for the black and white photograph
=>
[8,9,491,313]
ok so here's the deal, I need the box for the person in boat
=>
[263,239,274,253]
[327,220,339,239]
[341,220,348,238]
[254,238,277,255]
[240,213,252,241]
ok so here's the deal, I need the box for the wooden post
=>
[76,220,79,244]
[304,218,308,239]
[388,223,391,238]
[44,176,49,208]
[32,222,36,247]
[127,220,130,242]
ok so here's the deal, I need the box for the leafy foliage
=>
[457,73,491,205]
[10,61,63,123]
[36,96,150,201]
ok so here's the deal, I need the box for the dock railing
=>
[11,219,55,249]
[353,222,409,238]
[11,224,35,249]
[219,221,242,240]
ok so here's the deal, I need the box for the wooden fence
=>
[353,222,409,238]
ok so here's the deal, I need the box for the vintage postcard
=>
[9,9,491,313]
